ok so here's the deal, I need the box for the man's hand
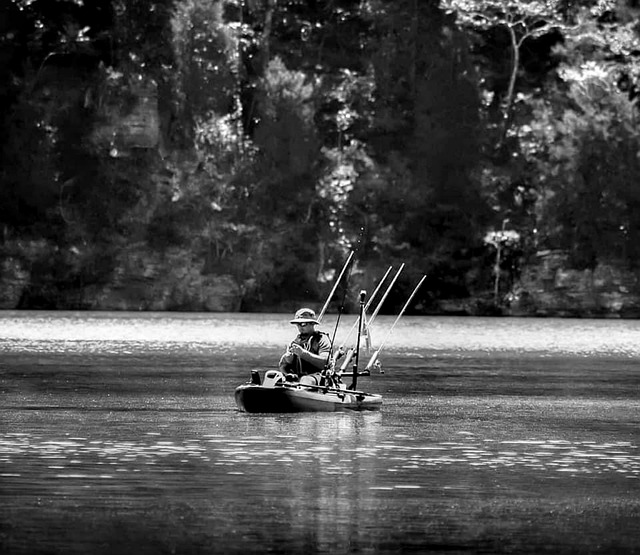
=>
[289,343,305,358]
[280,346,294,365]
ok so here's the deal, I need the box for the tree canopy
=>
[2,0,640,312]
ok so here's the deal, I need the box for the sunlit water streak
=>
[1,310,640,356]
[1,433,638,484]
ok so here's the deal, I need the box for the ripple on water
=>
[1,434,638,485]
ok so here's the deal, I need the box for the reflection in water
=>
[2,430,637,485]
[3,420,637,554]
[377,436,639,479]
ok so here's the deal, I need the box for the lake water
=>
[0,311,639,554]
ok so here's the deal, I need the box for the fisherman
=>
[279,308,332,385]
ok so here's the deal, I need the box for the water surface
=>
[1,312,639,554]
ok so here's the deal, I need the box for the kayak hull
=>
[235,371,382,413]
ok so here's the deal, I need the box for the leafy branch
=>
[442,0,564,147]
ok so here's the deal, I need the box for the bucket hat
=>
[290,308,320,325]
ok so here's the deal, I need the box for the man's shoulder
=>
[315,331,332,348]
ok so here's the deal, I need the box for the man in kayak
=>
[279,308,332,385]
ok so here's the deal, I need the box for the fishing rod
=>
[349,290,367,391]
[317,250,355,323]
[365,266,393,314]
[338,263,405,372]
[335,265,393,353]
[359,264,396,354]
[366,263,405,328]
[365,274,427,372]
[324,253,357,377]
[281,251,352,379]
[282,380,373,398]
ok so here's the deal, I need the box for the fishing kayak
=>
[235,370,383,413]
[233,253,424,415]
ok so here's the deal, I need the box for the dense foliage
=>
[1,0,640,311]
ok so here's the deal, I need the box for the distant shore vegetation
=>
[2,0,640,316]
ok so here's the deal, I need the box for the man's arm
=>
[289,343,329,370]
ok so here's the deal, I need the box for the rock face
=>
[85,245,242,312]
[507,250,640,317]
[3,241,640,315]
[0,241,242,312]
[0,257,30,309]
[89,73,161,156]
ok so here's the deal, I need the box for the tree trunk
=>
[262,0,275,71]
[500,24,519,148]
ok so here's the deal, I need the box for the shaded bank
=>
[2,242,640,317]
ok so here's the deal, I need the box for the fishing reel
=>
[373,360,384,374]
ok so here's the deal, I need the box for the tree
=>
[350,0,491,304]
[520,2,640,269]
[0,0,114,237]
[441,0,565,149]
